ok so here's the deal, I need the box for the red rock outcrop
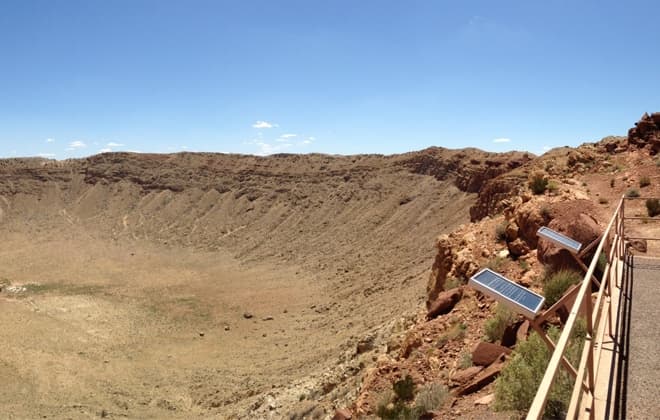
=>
[471,342,512,366]
[426,287,463,319]
[628,112,660,154]
[537,201,603,271]
[401,147,532,193]
[469,174,527,221]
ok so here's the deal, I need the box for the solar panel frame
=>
[468,268,545,319]
[537,226,582,254]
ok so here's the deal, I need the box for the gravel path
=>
[626,256,660,419]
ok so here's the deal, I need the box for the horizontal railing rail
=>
[527,196,627,419]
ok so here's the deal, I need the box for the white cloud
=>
[300,140,312,145]
[542,145,551,151]
[99,148,112,153]
[493,137,511,143]
[107,142,124,147]
[276,134,297,142]
[252,120,278,129]
[67,140,87,150]
[46,138,55,143]
[38,153,56,158]
[256,141,292,156]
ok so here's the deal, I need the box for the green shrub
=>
[596,252,608,274]
[529,172,549,195]
[414,383,449,413]
[376,375,438,420]
[647,198,660,217]
[436,322,467,348]
[626,188,640,198]
[547,181,559,194]
[484,305,515,343]
[494,322,585,418]
[495,223,507,242]
[487,256,506,271]
[519,259,530,272]
[444,276,464,290]
[393,375,416,401]
[639,176,651,188]
[458,351,473,369]
[543,270,582,307]
[540,205,552,220]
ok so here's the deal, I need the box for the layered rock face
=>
[400,147,532,193]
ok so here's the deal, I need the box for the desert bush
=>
[647,198,660,217]
[494,323,585,418]
[598,197,608,204]
[529,172,549,195]
[444,276,464,290]
[596,252,608,274]
[639,176,651,188]
[393,375,416,401]
[487,256,506,271]
[376,375,424,420]
[436,322,467,348]
[547,181,559,194]
[539,205,551,220]
[414,383,449,413]
[543,270,581,307]
[519,259,530,272]
[626,188,640,198]
[495,223,507,242]
[484,305,514,343]
[610,178,615,188]
[458,351,473,369]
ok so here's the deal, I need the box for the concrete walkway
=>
[625,256,660,419]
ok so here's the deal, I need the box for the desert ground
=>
[1,136,656,419]
[0,150,511,418]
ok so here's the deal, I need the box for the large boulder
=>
[471,342,512,366]
[512,201,550,249]
[332,408,352,420]
[451,366,484,385]
[455,354,507,396]
[507,238,530,258]
[427,287,463,319]
[537,210,602,272]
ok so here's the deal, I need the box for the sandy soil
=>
[0,150,497,418]
[0,231,333,418]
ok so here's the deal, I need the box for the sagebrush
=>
[484,304,514,343]
[543,269,582,307]
[494,322,586,418]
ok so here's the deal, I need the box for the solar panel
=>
[468,268,545,318]
[537,226,582,254]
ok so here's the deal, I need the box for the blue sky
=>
[1,1,658,159]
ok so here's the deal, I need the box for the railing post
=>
[584,282,596,398]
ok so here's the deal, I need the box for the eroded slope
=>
[0,148,529,418]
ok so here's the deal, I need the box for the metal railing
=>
[527,196,627,419]
[528,195,660,418]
